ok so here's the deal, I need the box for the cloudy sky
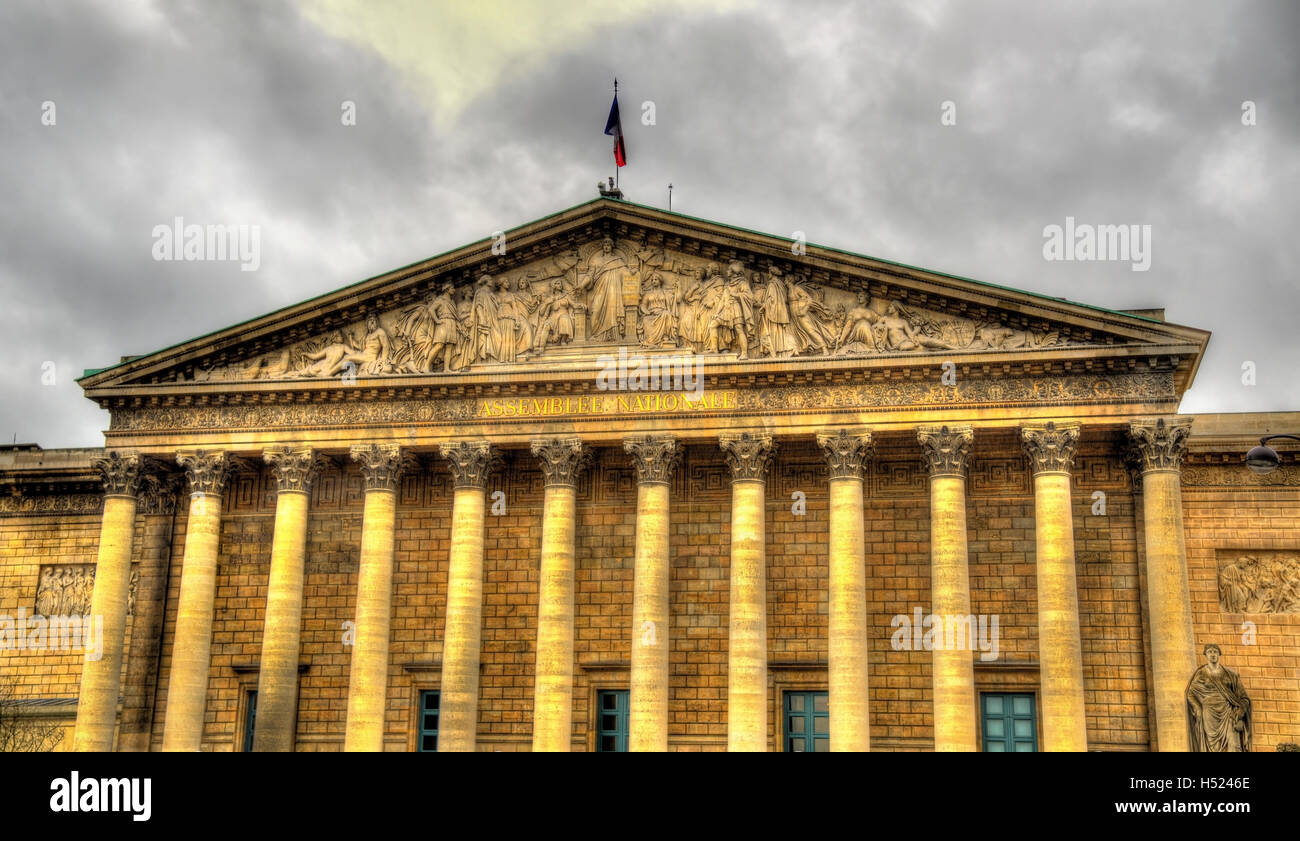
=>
[1,0,1296,448]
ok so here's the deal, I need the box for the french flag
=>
[604,94,627,167]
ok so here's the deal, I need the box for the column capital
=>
[1126,417,1193,473]
[176,450,234,496]
[624,435,681,485]
[1021,422,1081,475]
[817,429,874,480]
[530,438,591,488]
[264,446,326,494]
[719,432,776,482]
[136,471,183,515]
[918,424,974,478]
[92,451,142,498]
[439,441,499,490]
[350,443,411,492]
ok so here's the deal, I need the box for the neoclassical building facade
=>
[1,197,1297,751]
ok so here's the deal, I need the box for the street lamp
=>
[1244,434,1300,475]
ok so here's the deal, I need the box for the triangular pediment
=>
[80,198,1208,402]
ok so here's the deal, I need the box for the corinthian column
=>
[253,447,323,752]
[74,452,141,752]
[624,435,681,752]
[817,429,874,752]
[436,441,499,752]
[1021,422,1087,751]
[917,425,977,752]
[162,450,233,752]
[530,438,591,752]
[720,432,776,752]
[343,443,408,752]
[118,471,181,752]
[1127,417,1196,752]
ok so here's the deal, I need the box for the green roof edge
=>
[80,195,1161,382]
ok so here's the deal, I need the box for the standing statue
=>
[708,260,756,359]
[453,286,477,370]
[755,265,795,357]
[423,281,461,372]
[533,279,578,353]
[576,237,631,342]
[788,278,834,356]
[677,267,709,353]
[470,273,501,363]
[1186,643,1252,752]
[638,272,678,348]
[495,275,536,363]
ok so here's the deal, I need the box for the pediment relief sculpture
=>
[177,239,1078,383]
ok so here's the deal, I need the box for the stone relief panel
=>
[174,239,1081,383]
[34,564,138,617]
[1216,551,1300,614]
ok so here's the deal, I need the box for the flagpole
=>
[613,77,619,190]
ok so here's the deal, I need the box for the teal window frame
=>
[596,689,629,752]
[784,690,829,752]
[980,692,1038,752]
[418,690,440,752]
[242,689,257,753]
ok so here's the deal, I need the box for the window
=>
[981,693,1037,752]
[784,691,829,752]
[596,690,629,752]
[418,690,440,752]
[242,689,257,753]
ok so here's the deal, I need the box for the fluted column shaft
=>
[344,444,407,752]
[721,433,776,752]
[436,441,499,752]
[530,438,591,752]
[1022,423,1088,751]
[1128,417,1196,751]
[625,435,681,752]
[818,429,874,752]
[918,425,977,752]
[74,453,141,752]
[162,451,231,752]
[254,448,321,752]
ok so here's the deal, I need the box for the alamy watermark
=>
[0,608,103,660]
[596,347,704,399]
[151,216,261,271]
[1042,216,1151,272]
[890,608,1000,662]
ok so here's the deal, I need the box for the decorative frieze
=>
[624,435,682,485]
[918,425,974,478]
[530,438,591,488]
[816,429,873,480]
[1217,552,1300,614]
[263,446,325,494]
[1020,422,1080,474]
[34,564,138,617]
[719,432,776,482]
[105,371,1177,432]
[438,441,499,490]
[1126,417,1192,473]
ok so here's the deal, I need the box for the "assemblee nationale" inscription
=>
[478,390,738,418]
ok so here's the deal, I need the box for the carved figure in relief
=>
[638,272,678,348]
[533,279,578,353]
[755,266,796,358]
[835,293,881,355]
[707,261,756,359]
[788,278,834,355]
[297,331,353,378]
[342,314,395,375]
[453,286,477,369]
[1186,644,1252,752]
[676,267,709,353]
[1219,554,1300,613]
[875,303,955,352]
[495,275,537,363]
[576,237,630,341]
[470,273,501,363]
[35,569,58,616]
